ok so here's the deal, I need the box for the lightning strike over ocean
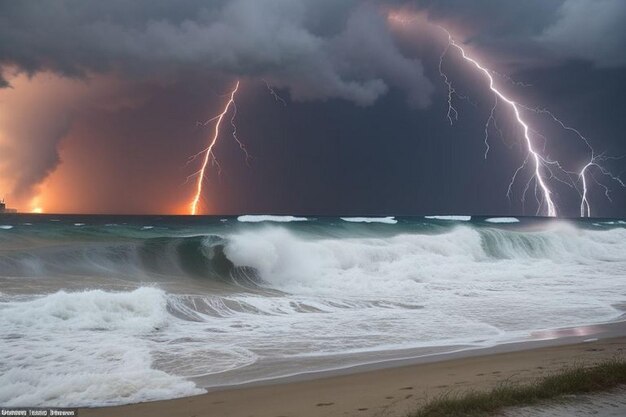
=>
[439,28,558,217]
[389,11,624,218]
[189,81,241,215]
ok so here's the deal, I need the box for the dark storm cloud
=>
[1,0,624,216]
[416,0,626,68]
[538,0,626,67]
[0,0,437,200]
[0,0,432,106]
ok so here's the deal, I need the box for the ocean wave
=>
[425,215,472,221]
[237,215,308,223]
[222,225,626,296]
[2,224,626,294]
[341,216,397,224]
[485,217,520,223]
[0,234,261,290]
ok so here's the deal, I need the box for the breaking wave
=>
[1,223,625,296]
[223,224,626,296]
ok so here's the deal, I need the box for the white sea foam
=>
[485,217,520,224]
[0,288,204,407]
[224,225,626,297]
[237,215,308,223]
[341,217,397,224]
[0,225,13,230]
[141,226,154,230]
[74,223,85,226]
[425,215,472,221]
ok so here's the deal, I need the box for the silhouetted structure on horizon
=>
[0,198,17,213]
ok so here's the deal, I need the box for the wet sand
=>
[79,321,626,417]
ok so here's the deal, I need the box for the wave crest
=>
[222,225,626,295]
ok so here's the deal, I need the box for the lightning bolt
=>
[263,79,287,106]
[432,22,623,217]
[439,28,558,217]
[189,81,241,215]
[579,154,626,217]
[515,105,625,217]
[187,78,288,215]
[389,11,624,217]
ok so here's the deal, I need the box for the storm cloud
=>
[0,0,624,215]
[538,0,626,67]
[416,0,626,68]
[0,0,439,200]
[0,0,433,106]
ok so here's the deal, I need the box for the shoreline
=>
[193,318,626,391]
[80,320,626,417]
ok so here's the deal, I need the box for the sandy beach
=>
[81,323,626,417]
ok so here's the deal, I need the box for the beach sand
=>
[81,326,626,417]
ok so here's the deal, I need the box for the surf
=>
[1,215,625,406]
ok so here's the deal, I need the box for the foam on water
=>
[0,225,13,230]
[0,288,203,407]
[224,225,626,298]
[425,215,472,221]
[485,217,520,223]
[341,217,397,224]
[237,215,308,223]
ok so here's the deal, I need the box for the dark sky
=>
[0,0,625,217]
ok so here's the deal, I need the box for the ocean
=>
[0,214,625,407]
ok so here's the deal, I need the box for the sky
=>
[0,0,625,217]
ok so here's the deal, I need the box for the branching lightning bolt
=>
[517,105,626,217]
[429,25,625,217]
[388,10,625,217]
[579,154,626,217]
[438,40,458,125]
[187,78,288,215]
[263,79,287,106]
[438,28,558,217]
[189,81,242,215]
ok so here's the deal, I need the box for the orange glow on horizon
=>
[29,196,44,213]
